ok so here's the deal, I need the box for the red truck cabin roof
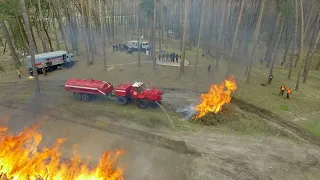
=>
[65,78,113,95]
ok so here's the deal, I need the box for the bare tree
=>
[215,0,226,71]
[180,0,190,76]
[246,0,266,83]
[303,20,320,82]
[0,20,20,69]
[194,0,206,75]
[295,0,304,91]
[137,0,141,67]
[20,0,40,94]
[267,16,284,84]
[152,0,157,70]
[226,0,245,76]
[288,0,299,80]
[102,0,107,70]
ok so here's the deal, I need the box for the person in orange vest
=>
[286,88,292,99]
[279,85,286,96]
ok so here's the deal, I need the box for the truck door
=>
[63,54,66,63]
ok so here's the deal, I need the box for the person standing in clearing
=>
[17,69,21,79]
[279,85,286,96]
[268,74,273,84]
[286,88,292,99]
[207,65,211,73]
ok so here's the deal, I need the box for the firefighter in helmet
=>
[279,85,286,96]
[286,88,292,99]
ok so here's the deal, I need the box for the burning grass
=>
[193,105,238,126]
[0,122,123,180]
[193,76,237,123]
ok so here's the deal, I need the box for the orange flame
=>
[194,76,237,119]
[0,124,123,180]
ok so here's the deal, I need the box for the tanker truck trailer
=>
[65,78,163,109]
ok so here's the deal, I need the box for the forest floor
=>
[0,35,320,179]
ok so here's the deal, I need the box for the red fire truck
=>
[65,78,163,109]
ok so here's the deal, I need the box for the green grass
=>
[1,33,319,138]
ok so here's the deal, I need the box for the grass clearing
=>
[1,35,319,138]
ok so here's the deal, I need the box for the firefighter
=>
[268,74,273,84]
[17,69,21,79]
[286,88,292,99]
[29,67,33,77]
[176,54,179,63]
[162,53,165,61]
[279,85,286,96]
[207,64,211,73]
[42,67,47,76]
[158,54,161,61]
[112,44,115,52]
[166,53,169,61]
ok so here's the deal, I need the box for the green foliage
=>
[8,20,25,51]
[276,0,295,17]
[0,0,20,20]
[140,0,155,17]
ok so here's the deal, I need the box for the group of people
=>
[280,85,292,99]
[158,52,181,63]
[112,44,128,52]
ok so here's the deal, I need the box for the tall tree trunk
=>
[303,24,320,83]
[152,0,157,70]
[303,0,315,41]
[246,0,266,83]
[288,0,299,80]
[0,21,20,69]
[179,0,190,76]
[295,0,304,91]
[215,0,227,71]
[159,3,162,52]
[102,0,107,70]
[30,25,39,54]
[194,0,206,75]
[112,0,115,40]
[43,24,53,51]
[52,15,60,50]
[226,0,245,76]
[179,0,183,51]
[81,0,90,66]
[53,1,69,52]
[20,0,40,95]
[137,1,141,67]
[37,0,48,52]
[316,59,320,70]
[303,10,320,78]
[282,20,291,65]
[16,14,29,51]
[267,16,284,83]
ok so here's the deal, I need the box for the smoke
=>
[176,104,197,120]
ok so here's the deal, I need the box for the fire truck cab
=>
[115,81,163,109]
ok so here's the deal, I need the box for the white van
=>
[127,41,150,51]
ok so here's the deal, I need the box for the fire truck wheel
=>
[46,67,53,72]
[81,94,91,102]
[136,99,149,109]
[73,92,82,100]
[116,96,128,105]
